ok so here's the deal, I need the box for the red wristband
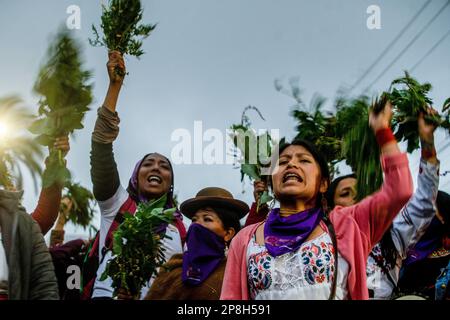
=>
[375,127,396,147]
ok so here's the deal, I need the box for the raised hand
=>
[369,100,393,133]
[253,180,268,203]
[107,50,126,85]
[418,106,438,163]
[103,51,126,113]
[369,99,400,156]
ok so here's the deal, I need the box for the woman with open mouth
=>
[221,99,414,300]
[81,51,187,300]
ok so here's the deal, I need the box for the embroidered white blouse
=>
[246,232,349,300]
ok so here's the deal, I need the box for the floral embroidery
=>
[247,234,337,298]
[248,251,273,298]
[301,241,335,285]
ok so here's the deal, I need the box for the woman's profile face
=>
[271,145,327,205]
[137,153,172,199]
[333,177,357,208]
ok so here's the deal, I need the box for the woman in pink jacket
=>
[220,100,413,300]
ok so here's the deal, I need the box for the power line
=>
[410,27,450,72]
[365,0,450,91]
[348,0,432,93]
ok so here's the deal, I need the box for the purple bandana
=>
[264,207,323,257]
[182,223,225,286]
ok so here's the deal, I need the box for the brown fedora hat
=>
[180,187,249,219]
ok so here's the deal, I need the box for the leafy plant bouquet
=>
[30,30,93,188]
[61,182,96,229]
[100,195,175,298]
[229,106,274,210]
[90,0,156,76]
[388,71,450,152]
[337,95,387,201]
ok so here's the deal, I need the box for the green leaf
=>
[443,98,450,113]
[90,0,156,61]
[257,191,273,211]
[241,164,260,181]
[28,118,48,135]
[101,195,176,297]
[34,134,53,147]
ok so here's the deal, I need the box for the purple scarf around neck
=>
[264,207,323,257]
[182,223,225,286]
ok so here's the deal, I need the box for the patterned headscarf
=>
[126,153,176,208]
[126,153,186,243]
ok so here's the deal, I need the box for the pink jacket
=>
[220,153,413,300]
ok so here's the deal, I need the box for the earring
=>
[224,243,229,257]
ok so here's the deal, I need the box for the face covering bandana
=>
[182,223,226,286]
[264,207,323,257]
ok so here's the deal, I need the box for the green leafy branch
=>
[61,182,96,229]
[388,71,450,153]
[101,195,175,298]
[30,29,93,188]
[229,106,274,209]
[90,0,156,76]
[337,96,385,201]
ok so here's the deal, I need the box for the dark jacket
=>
[0,189,59,300]
[145,254,226,300]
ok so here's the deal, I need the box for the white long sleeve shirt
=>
[366,158,440,299]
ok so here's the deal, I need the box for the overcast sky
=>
[1,0,449,239]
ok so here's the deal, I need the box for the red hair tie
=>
[375,127,396,147]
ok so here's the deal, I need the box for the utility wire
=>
[365,0,450,91]
[410,27,450,72]
[348,0,432,93]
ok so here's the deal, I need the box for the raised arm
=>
[334,100,413,250]
[32,136,69,235]
[391,108,440,258]
[244,180,269,227]
[90,51,125,201]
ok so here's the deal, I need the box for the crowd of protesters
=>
[0,51,448,301]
